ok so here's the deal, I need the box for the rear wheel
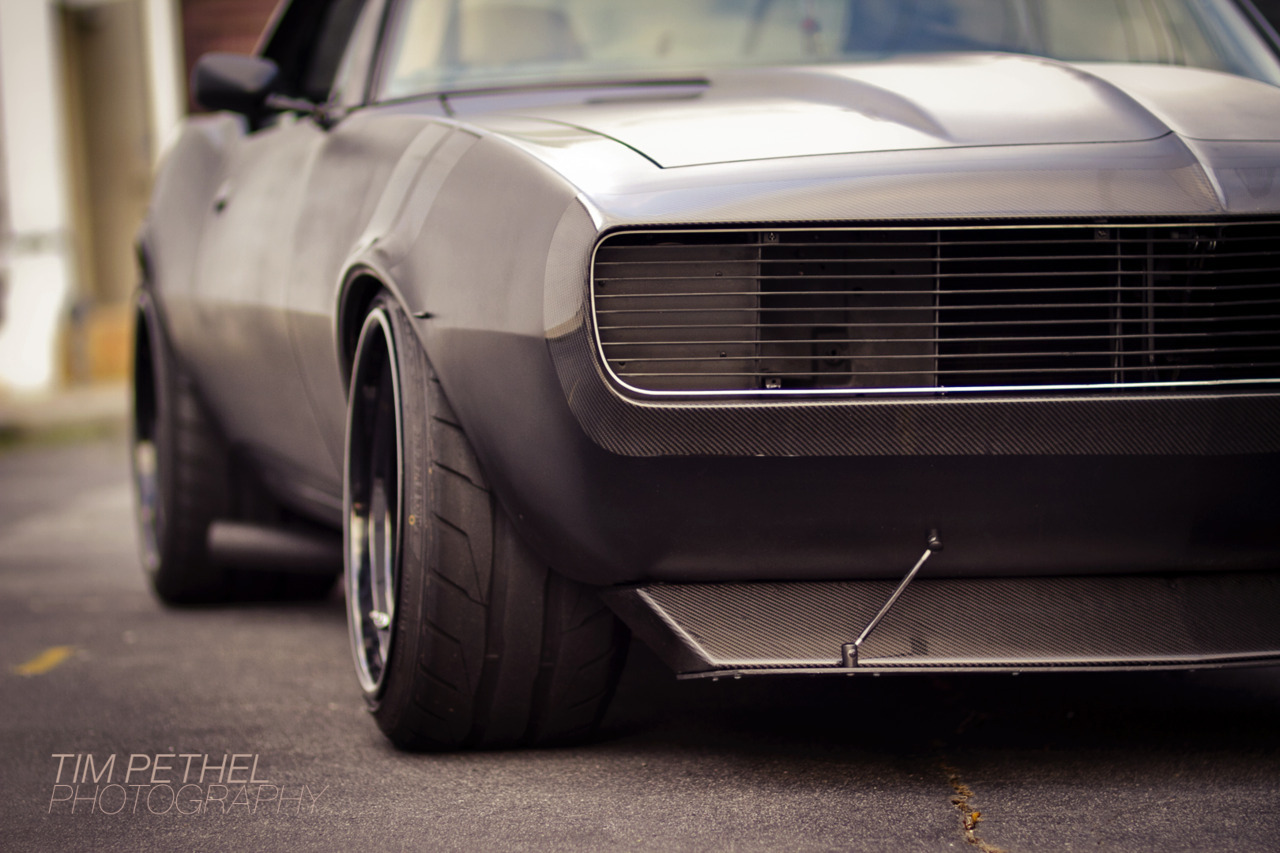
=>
[132,293,233,604]
[345,295,628,749]
[133,293,339,604]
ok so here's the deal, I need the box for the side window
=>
[302,0,369,101]
[262,0,368,103]
[379,0,450,100]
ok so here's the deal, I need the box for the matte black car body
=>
[136,0,1280,745]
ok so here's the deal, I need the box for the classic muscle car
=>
[134,0,1280,749]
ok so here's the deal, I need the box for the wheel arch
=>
[132,290,158,442]
[337,262,439,387]
[336,268,388,393]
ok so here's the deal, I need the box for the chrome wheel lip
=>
[133,438,161,574]
[344,308,404,697]
[131,317,162,577]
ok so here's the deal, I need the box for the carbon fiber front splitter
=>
[601,571,1280,678]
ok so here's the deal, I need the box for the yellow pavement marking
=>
[14,645,76,676]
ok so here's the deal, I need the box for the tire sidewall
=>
[349,296,433,727]
[132,290,233,603]
[134,292,182,588]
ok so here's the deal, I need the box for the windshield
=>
[378,0,1280,99]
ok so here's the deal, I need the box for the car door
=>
[184,0,370,511]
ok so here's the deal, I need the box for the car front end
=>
[424,55,1280,677]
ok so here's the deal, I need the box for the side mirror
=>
[191,53,279,115]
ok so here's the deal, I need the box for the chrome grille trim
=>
[590,221,1280,397]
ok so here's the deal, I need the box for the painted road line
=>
[14,645,75,676]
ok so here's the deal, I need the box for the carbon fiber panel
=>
[603,573,1280,674]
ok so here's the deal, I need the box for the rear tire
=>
[132,292,233,604]
[345,295,628,750]
[133,293,340,604]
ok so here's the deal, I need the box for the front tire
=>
[345,296,628,750]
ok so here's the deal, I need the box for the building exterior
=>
[181,0,276,107]
[0,0,273,396]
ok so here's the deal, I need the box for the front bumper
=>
[441,326,1280,588]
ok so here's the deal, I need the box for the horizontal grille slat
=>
[597,250,1280,265]
[599,299,1280,314]
[592,221,1280,394]
[598,314,1280,331]
[597,267,1280,282]
[617,363,1280,378]
[597,282,1280,297]
[597,236,1280,251]
[612,345,1280,363]
[603,329,1280,347]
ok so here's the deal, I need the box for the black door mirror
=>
[191,53,280,115]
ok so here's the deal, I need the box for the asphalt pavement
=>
[2,434,1279,852]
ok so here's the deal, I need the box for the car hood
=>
[493,54,1280,168]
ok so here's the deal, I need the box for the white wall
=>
[0,0,184,394]
[142,0,185,164]
[0,0,75,393]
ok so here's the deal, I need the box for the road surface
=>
[2,437,1278,851]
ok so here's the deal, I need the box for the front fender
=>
[337,130,595,571]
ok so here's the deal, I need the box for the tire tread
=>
[362,297,627,751]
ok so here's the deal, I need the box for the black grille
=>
[591,221,1280,394]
